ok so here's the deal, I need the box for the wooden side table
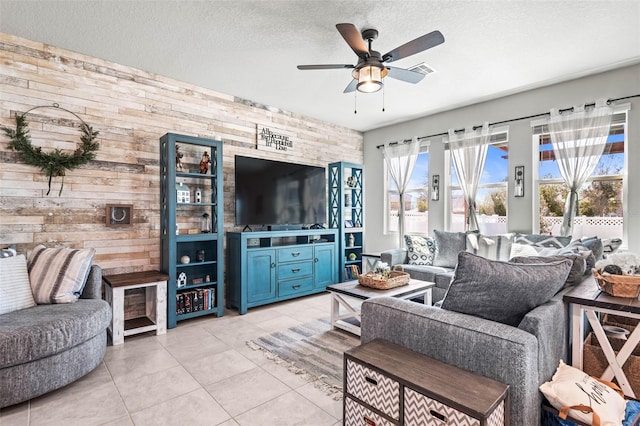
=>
[564,277,640,397]
[103,271,168,345]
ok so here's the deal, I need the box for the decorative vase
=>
[180,255,190,264]
[348,233,355,247]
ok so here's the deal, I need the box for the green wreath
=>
[2,104,99,196]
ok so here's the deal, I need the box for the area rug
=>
[247,318,360,400]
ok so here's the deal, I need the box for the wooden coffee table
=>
[327,278,435,336]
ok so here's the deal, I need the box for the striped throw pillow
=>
[0,254,36,314]
[466,233,514,261]
[27,245,95,304]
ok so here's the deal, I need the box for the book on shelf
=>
[176,287,216,315]
[343,264,360,280]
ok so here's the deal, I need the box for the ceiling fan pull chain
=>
[382,84,385,112]
[354,90,357,114]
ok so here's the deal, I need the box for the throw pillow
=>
[602,238,623,255]
[509,242,540,258]
[581,236,604,261]
[466,233,514,261]
[441,252,571,327]
[433,230,466,268]
[404,235,436,265]
[514,233,571,248]
[509,254,586,288]
[0,254,36,314]
[537,243,596,272]
[540,361,626,426]
[28,245,95,304]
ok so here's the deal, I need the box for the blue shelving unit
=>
[328,161,364,281]
[160,133,224,328]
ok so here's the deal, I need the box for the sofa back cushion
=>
[0,254,36,314]
[441,252,571,327]
[28,245,95,304]
[404,235,436,265]
[433,230,466,268]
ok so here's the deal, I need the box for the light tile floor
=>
[0,292,352,426]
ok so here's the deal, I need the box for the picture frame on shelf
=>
[106,204,132,227]
[345,219,354,228]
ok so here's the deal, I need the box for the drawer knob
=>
[430,410,446,422]
[271,263,276,268]
[291,252,301,257]
[365,376,378,386]
[292,285,301,290]
[291,268,301,273]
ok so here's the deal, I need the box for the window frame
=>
[383,142,430,236]
[447,128,510,232]
[533,110,628,239]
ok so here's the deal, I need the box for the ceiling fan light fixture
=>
[354,65,386,93]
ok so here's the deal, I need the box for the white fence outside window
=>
[389,212,623,239]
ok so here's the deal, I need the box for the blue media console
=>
[226,229,339,314]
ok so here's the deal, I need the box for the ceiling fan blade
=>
[383,30,445,63]
[386,67,426,84]
[336,23,369,58]
[343,79,357,93]
[297,64,354,70]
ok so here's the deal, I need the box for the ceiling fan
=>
[297,23,444,94]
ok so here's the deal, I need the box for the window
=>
[536,113,626,239]
[385,150,429,234]
[449,134,509,233]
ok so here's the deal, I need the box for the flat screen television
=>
[234,155,327,226]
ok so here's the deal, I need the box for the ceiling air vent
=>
[408,62,435,75]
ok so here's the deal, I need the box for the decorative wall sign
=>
[106,204,132,227]
[256,125,294,152]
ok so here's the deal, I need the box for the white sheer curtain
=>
[549,99,613,236]
[448,123,491,232]
[381,137,420,248]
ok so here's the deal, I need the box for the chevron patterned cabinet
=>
[344,339,510,426]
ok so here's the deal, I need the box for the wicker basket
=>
[358,270,410,290]
[583,332,640,398]
[592,268,640,298]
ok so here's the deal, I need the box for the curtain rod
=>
[376,94,640,149]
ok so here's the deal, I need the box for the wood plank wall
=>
[0,32,364,276]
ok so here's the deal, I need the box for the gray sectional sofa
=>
[381,248,454,302]
[361,278,576,426]
[0,265,111,408]
[365,231,609,425]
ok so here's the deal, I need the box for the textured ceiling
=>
[1,1,639,132]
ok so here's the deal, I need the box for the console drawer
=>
[277,246,313,262]
[277,260,313,280]
[345,396,396,426]
[346,359,400,420]
[277,276,313,297]
[404,387,505,426]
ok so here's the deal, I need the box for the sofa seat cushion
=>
[0,299,111,369]
[395,264,454,284]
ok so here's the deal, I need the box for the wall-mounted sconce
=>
[514,166,525,197]
[431,175,440,201]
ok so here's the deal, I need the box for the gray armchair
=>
[361,281,573,426]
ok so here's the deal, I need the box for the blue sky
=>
[393,133,624,192]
